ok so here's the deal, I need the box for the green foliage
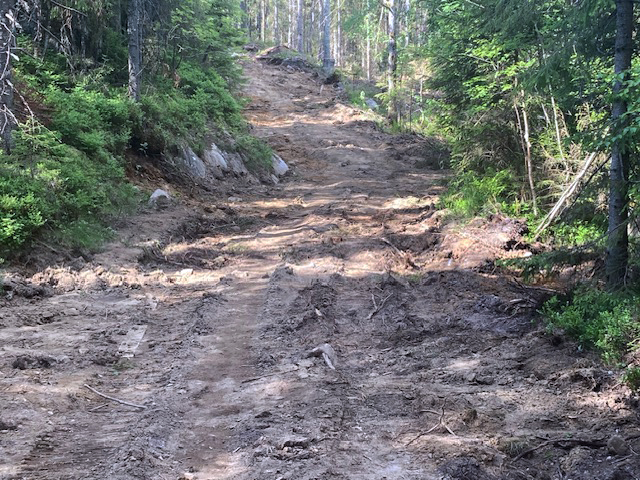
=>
[542,287,640,365]
[137,61,246,154]
[0,0,262,258]
[442,170,520,218]
[622,366,640,393]
[545,220,605,247]
[47,86,134,158]
[234,134,273,170]
[0,120,138,256]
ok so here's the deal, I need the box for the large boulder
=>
[226,152,249,176]
[203,144,230,179]
[180,146,207,179]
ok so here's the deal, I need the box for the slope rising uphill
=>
[0,57,638,480]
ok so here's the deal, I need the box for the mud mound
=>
[256,45,317,72]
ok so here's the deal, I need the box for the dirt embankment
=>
[1,56,639,480]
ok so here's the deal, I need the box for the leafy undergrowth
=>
[1,39,271,260]
[542,286,640,391]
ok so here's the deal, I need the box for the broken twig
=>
[83,384,147,410]
[381,237,418,269]
[512,437,606,462]
[367,293,392,320]
[406,398,456,446]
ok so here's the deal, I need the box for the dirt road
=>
[1,57,639,480]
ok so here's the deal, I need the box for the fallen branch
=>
[406,398,456,446]
[367,293,392,320]
[83,384,147,410]
[241,371,284,384]
[512,437,606,462]
[534,152,597,239]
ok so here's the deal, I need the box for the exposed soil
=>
[1,57,640,480]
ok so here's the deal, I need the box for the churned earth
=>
[1,55,639,480]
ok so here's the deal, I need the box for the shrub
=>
[0,120,137,257]
[442,169,519,217]
[542,287,640,365]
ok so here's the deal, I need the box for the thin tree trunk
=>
[0,0,16,153]
[288,0,293,45]
[336,3,341,65]
[521,102,538,216]
[297,0,303,51]
[365,0,371,81]
[260,0,266,43]
[387,0,397,121]
[274,0,279,43]
[127,0,142,101]
[606,0,634,289]
[322,0,332,72]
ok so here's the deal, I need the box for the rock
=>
[180,146,207,178]
[272,154,289,176]
[365,98,379,109]
[607,435,628,456]
[225,153,249,176]
[202,144,229,179]
[0,419,17,431]
[149,189,171,210]
[228,196,243,203]
[307,343,338,370]
[281,437,310,449]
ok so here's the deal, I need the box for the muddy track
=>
[1,58,639,480]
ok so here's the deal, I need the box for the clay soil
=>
[1,57,639,480]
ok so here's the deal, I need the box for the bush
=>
[542,287,640,365]
[442,169,521,217]
[0,120,137,257]
[46,86,134,158]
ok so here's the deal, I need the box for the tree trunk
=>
[260,0,266,43]
[521,102,538,216]
[288,0,293,46]
[128,0,142,102]
[297,0,303,51]
[365,0,371,81]
[606,0,634,289]
[387,0,397,121]
[322,0,333,72]
[274,0,279,44]
[0,0,16,153]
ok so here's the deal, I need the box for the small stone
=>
[272,154,289,176]
[227,196,243,203]
[365,98,379,109]
[607,435,628,456]
[149,189,171,210]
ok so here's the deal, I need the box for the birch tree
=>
[128,0,142,101]
[0,0,16,153]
